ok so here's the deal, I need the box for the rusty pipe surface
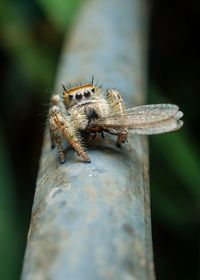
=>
[22,0,155,279]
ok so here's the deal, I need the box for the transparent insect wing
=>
[125,104,179,122]
[87,104,183,135]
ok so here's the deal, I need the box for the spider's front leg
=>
[48,95,91,163]
[106,89,128,147]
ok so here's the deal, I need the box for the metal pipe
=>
[22,0,155,279]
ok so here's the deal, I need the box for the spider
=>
[48,78,183,163]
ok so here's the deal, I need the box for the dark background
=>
[0,0,199,279]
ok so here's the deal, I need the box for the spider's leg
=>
[50,130,55,149]
[106,89,128,146]
[49,103,91,163]
[60,120,91,163]
[49,125,65,163]
[49,104,66,163]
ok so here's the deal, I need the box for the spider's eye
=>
[76,93,83,100]
[84,90,90,98]
[69,94,73,100]
[91,88,95,93]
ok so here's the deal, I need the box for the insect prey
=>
[48,79,183,163]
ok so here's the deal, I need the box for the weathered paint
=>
[21,0,155,279]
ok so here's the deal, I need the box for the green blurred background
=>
[0,0,199,279]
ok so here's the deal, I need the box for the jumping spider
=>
[48,78,183,163]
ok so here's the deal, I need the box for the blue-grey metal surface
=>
[22,0,155,279]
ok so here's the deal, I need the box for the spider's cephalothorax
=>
[48,81,128,163]
[48,79,183,163]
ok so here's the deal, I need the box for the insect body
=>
[48,80,183,163]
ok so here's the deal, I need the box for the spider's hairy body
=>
[48,81,127,163]
[48,80,183,163]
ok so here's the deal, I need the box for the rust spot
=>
[86,208,98,223]
[123,223,134,235]
[104,189,116,203]
[85,186,97,201]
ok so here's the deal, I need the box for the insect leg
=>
[106,89,128,146]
